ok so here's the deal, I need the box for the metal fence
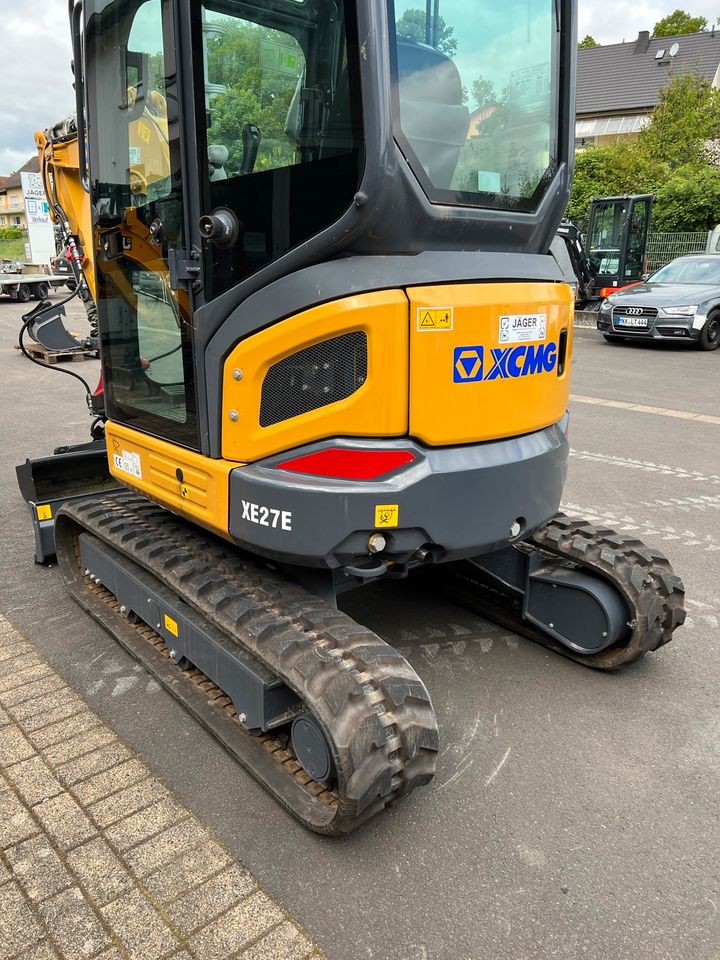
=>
[645,231,710,273]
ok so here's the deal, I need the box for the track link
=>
[54,493,439,835]
[435,513,686,670]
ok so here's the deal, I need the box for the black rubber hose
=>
[18,289,93,406]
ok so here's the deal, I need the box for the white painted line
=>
[569,449,720,486]
[562,501,720,553]
[571,394,720,424]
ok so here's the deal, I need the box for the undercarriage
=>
[41,488,684,835]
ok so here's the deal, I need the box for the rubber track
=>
[55,493,439,835]
[76,556,342,809]
[439,513,686,671]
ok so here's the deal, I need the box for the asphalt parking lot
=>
[1,294,719,960]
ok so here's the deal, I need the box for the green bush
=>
[570,73,720,232]
[0,227,25,240]
[653,164,720,231]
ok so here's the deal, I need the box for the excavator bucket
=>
[25,301,86,352]
[16,441,119,563]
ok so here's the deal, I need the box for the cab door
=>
[190,0,365,301]
[85,0,199,450]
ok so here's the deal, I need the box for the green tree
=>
[395,8,458,56]
[652,9,707,37]
[205,21,304,172]
[567,148,615,221]
[568,72,720,231]
[471,76,496,107]
[567,144,663,220]
[206,87,263,170]
[640,72,720,168]
[578,35,599,48]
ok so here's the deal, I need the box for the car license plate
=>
[614,316,648,329]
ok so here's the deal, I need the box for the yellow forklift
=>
[16,0,685,834]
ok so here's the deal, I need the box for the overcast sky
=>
[2,1,720,175]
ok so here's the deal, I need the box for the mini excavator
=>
[16,0,685,835]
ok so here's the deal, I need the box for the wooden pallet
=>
[15,342,98,364]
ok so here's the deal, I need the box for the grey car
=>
[596,254,720,351]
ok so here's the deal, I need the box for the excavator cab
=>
[15,0,685,834]
[81,0,572,458]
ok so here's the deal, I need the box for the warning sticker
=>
[36,504,53,521]
[417,307,453,331]
[375,504,399,528]
[113,450,142,480]
[499,313,547,344]
[163,614,179,637]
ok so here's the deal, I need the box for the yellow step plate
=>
[105,422,237,539]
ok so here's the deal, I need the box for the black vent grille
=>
[260,332,368,427]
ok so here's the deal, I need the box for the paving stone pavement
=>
[0,614,325,960]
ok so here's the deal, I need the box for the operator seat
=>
[208,144,229,181]
[395,38,469,190]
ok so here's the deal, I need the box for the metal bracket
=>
[168,245,202,292]
[467,543,628,656]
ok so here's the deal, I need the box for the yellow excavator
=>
[16,0,685,835]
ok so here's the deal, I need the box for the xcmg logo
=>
[453,342,558,383]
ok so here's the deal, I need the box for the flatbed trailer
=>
[0,273,68,303]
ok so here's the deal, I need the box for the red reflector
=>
[93,374,104,397]
[278,448,415,480]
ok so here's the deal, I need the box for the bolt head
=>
[238,713,247,724]
[170,649,176,659]
[549,622,555,629]
[232,368,243,381]
[509,521,522,539]
[229,410,239,422]
[368,533,387,554]
[120,605,126,614]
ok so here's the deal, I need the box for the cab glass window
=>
[86,0,198,447]
[389,0,560,210]
[588,201,626,275]
[197,0,364,298]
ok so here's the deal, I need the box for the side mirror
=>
[641,273,650,282]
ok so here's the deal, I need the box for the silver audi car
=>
[597,254,720,351]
